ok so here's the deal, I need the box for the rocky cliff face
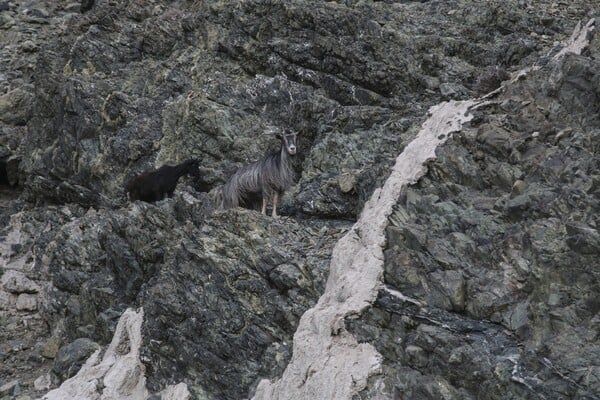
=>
[350,21,600,399]
[0,1,598,399]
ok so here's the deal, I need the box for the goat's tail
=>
[220,178,240,209]
[209,184,225,209]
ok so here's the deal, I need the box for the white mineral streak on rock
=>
[483,18,596,100]
[383,285,423,307]
[553,18,596,60]
[253,100,477,400]
[40,308,190,400]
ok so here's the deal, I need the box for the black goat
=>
[221,130,300,217]
[125,159,200,203]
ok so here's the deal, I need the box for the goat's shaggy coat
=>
[125,159,200,203]
[221,131,299,217]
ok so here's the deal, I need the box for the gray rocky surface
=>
[52,338,100,381]
[0,0,598,399]
[349,20,600,400]
[42,308,191,400]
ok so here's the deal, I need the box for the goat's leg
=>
[261,196,267,215]
[271,192,279,218]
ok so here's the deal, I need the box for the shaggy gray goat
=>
[221,130,300,217]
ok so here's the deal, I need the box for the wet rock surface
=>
[0,0,598,399]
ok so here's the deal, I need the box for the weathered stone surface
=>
[0,207,79,397]
[253,99,477,400]
[1,270,40,294]
[41,308,188,400]
[1,187,344,399]
[0,88,34,125]
[15,293,37,311]
[0,0,598,399]
[33,374,52,392]
[0,290,11,310]
[350,19,600,400]
[52,338,100,381]
[0,379,20,397]
[135,205,346,398]
[40,337,61,360]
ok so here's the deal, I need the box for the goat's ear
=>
[275,131,283,139]
[297,129,303,136]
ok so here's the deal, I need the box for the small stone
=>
[2,270,40,294]
[473,150,485,161]
[448,346,467,364]
[0,380,19,396]
[337,173,357,193]
[16,293,37,311]
[439,83,467,99]
[405,345,427,368]
[10,339,26,352]
[269,263,308,290]
[554,127,572,143]
[505,301,529,332]
[440,83,457,97]
[474,66,510,94]
[53,338,101,380]
[506,193,532,215]
[440,270,466,311]
[21,40,37,52]
[547,292,562,307]
[422,75,441,90]
[0,88,34,125]
[41,336,62,359]
[511,179,527,196]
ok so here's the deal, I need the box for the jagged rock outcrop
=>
[1,1,598,400]
[42,308,190,400]
[253,99,477,400]
[349,19,600,400]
